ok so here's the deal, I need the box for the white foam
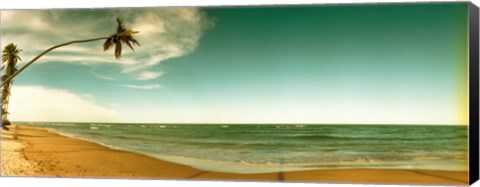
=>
[145,153,324,174]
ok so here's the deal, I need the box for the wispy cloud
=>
[91,71,117,80]
[135,71,164,80]
[122,84,162,89]
[0,8,214,78]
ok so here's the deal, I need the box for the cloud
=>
[8,85,117,122]
[91,71,117,80]
[0,7,214,78]
[122,84,162,89]
[135,71,164,80]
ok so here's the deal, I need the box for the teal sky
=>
[0,3,469,124]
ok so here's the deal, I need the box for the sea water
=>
[20,123,468,174]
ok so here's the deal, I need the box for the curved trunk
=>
[1,36,109,87]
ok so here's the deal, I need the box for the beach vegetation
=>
[1,43,22,130]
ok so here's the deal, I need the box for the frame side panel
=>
[469,1,479,185]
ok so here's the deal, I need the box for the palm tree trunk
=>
[1,78,12,130]
[1,81,12,124]
[1,36,109,87]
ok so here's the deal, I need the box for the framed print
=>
[1,1,479,186]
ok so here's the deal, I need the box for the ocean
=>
[20,122,468,174]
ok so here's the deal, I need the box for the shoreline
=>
[1,125,469,185]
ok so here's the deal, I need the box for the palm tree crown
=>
[103,17,141,59]
[2,43,22,74]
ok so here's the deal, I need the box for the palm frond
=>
[114,40,122,59]
[124,29,139,36]
[125,40,135,51]
[103,37,114,51]
[116,17,126,33]
[2,56,8,63]
[130,38,141,46]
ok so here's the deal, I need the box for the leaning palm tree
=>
[1,44,22,130]
[1,17,140,87]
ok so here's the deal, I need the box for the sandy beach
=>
[0,125,469,185]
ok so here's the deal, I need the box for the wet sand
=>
[0,125,469,185]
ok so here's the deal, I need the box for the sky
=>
[0,2,469,124]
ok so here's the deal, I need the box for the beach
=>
[0,125,469,185]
